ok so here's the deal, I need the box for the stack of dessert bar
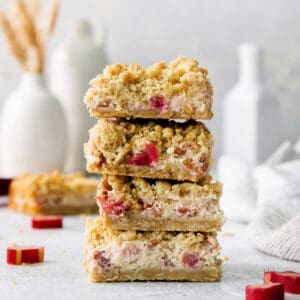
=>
[83,56,225,282]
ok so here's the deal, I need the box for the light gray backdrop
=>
[0,0,299,158]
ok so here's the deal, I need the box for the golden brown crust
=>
[88,108,213,121]
[87,163,214,182]
[84,56,213,120]
[85,217,217,248]
[8,171,98,215]
[88,264,222,282]
[103,214,223,232]
[85,119,213,182]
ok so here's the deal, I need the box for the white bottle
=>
[49,20,106,172]
[0,73,67,177]
[223,44,281,167]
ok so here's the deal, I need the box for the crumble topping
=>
[84,56,213,120]
[97,175,222,209]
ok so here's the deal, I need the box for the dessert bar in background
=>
[97,175,224,232]
[9,171,98,215]
[84,56,213,120]
[85,119,213,182]
[84,218,222,282]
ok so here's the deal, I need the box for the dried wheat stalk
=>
[44,0,59,40]
[26,0,40,19]
[13,0,37,48]
[12,0,43,73]
[0,0,59,74]
[0,11,27,69]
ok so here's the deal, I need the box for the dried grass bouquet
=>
[0,0,59,73]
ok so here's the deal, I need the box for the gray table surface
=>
[0,199,299,300]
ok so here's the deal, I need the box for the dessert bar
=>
[85,119,213,182]
[84,218,222,282]
[9,172,98,215]
[84,56,213,120]
[97,175,224,232]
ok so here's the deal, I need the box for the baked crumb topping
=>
[84,56,213,120]
[97,175,222,209]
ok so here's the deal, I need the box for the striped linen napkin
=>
[250,141,300,262]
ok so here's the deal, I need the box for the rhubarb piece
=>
[32,216,63,229]
[85,119,213,182]
[264,271,300,294]
[96,175,224,232]
[97,196,129,216]
[182,253,200,268]
[245,283,284,300]
[128,143,158,166]
[8,171,98,215]
[84,218,222,282]
[94,250,111,270]
[84,56,213,120]
[7,245,45,265]
[149,95,168,111]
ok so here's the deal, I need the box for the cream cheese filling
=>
[86,237,220,274]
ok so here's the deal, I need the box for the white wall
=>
[1,0,299,158]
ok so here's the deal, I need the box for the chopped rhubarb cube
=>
[94,251,111,269]
[177,207,189,214]
[245,283,284,300]
[97,196,129,216]
[264,271,300,294]
[149,95,168,111]
[145,143,158,162]
[7,245,44,265]
[32,216,63,229]
[128,151,151,166]
[182,252,200,268]
[128,143,158,166]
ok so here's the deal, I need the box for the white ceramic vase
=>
[223,43,281,166]
[0,73,67,177]
[218,44,282,223]
[49,19,106,172]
